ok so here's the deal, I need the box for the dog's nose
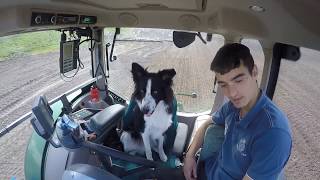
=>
[142,107,149,114]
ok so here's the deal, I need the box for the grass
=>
[0,31,61,60]
[0,28,131,61]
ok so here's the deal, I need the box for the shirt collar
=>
[237,90,268,128]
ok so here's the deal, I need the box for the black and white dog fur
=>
[120,63,176,162]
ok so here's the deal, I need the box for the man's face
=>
[216,63,258,109]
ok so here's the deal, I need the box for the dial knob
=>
[34,15,41,24]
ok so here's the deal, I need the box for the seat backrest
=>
[172,122,188,155]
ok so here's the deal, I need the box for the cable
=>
[60,59,81,81]
[87,39,107,81]
[92,42,108,91]
[84,37,108,91]
[59,29,107,91]
[60,37,100,80]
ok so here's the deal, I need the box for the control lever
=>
[60,94,72,114]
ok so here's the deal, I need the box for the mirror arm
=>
[212,77,217,93]
[105,43,110,78]
[110,28,120,62]
[196,32,206,44]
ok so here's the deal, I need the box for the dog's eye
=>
[152,90,158,95]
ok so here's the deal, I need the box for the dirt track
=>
[273,48,320,179]
[0,49,93,180]
[0,37,320,179]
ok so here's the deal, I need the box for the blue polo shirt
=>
[206,91,292,180]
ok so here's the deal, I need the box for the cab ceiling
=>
[74,0,205,11]
[0,0,320,51]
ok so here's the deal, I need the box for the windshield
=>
[105,28,225,113]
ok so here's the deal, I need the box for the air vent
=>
[119,13,138,26]
[136,3,168,9]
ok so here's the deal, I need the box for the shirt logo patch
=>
[237,138,247,156]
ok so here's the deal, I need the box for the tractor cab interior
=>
[1,1,319,179]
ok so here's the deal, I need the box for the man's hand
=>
[183,118,213,180]
[183,156,198,180]
[87,133,97,141]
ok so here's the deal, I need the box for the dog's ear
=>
[131,63,146,82]
[160,69,176,81]
[159,69,176,86]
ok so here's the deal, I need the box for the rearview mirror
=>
[173,31,196,48]
[274,43,301,61]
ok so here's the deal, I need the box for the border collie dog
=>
[120,63,176,162]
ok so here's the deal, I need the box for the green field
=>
[0,31,61,60]
[0,28,126,61]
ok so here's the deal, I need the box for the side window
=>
[0,30,92,129]
[272,47,320,180]
[241,39,265,85]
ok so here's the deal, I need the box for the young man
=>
[183,43,292,180]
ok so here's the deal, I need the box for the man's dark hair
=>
[210,43,254,75]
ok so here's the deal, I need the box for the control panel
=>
[80,15,97,25]
[31,12,97,26]
[109,91,126,104]
[59,39,79,73]
[31,12,56,26]
[70,108,95,120]
[56,14,79,25]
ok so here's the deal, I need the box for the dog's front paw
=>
[146,154,154,161]
[160,154,168,162]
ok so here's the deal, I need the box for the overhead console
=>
[79,0,205,11]
[31,12,97,26]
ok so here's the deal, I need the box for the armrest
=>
[88,104,125,137]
